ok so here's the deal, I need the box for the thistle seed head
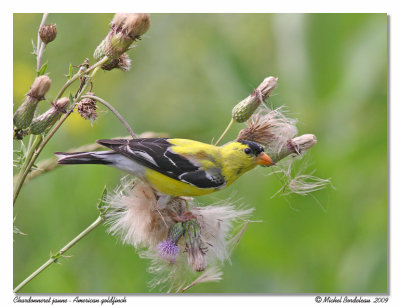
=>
[237,108,298,156]
[77,94,98,122]
[101,53,131,72]
[39,24,57,44]
[94,13,150,62]
[111,13,150,39]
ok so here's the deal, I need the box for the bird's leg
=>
[156,194,172,209]
[153,194,172,229]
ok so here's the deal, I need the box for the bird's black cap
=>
[237,140,264,155]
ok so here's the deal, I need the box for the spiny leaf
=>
[13,143,27,170]
[13,225,27,236]
[31,40,37,55]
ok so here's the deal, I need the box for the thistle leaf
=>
[97,186,109,216]
[37,62,48,76]
[68,64,74,80]
[13,225,27,236]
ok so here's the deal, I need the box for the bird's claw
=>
[170,211,196,223]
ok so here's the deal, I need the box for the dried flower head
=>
[105,177,253,292]
[237,107,298,155]
[77,94,98,122]
[29,97,69,135]
[101,53,132,72]
[106,178,181,248]
[232,76,278,123]
[94,13,150,62]
[13,75,52,130]
[39,24,57,44]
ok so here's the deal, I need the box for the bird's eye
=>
[244,148,252,154]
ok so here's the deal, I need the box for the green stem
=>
[13,216,104,293]
[82,94,136,139]
[215,118,235,146]
[13,135,43,205]
[13,57,109,206]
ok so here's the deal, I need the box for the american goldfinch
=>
[56,138,274,204]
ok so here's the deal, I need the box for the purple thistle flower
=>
[157,238,180,263]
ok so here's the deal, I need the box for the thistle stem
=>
[82,94,137,139]
[54,56,108,102]
[13,135,43,205]
[215,118,235,146]
[36,13,48,71]
[27,13,48,156]
[13,57,109,206]
[36,43,47,72]
[13,216,104,293]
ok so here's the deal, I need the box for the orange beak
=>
[256,152,275,167]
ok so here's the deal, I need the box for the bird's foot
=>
[170,211,196,223]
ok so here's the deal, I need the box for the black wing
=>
[97,138,225,189]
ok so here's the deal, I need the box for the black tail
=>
[55,151,114,165]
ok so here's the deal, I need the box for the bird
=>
[55,138,275,207]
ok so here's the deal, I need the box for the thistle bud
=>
[101,53,131,72]
[232,76,278,123]
[94,13,150,62]
[29,97,69,134]
[39,24,57,44]
[13,75,52,129]
[168,222,185,244]
[77,94,98,122]
[183,219,207,272]
[29,75,52,99]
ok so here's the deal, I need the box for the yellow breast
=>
[144,168,217,196]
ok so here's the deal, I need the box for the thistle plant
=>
[13,14,330,293]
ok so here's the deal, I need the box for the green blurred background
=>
[13,13,387,293]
